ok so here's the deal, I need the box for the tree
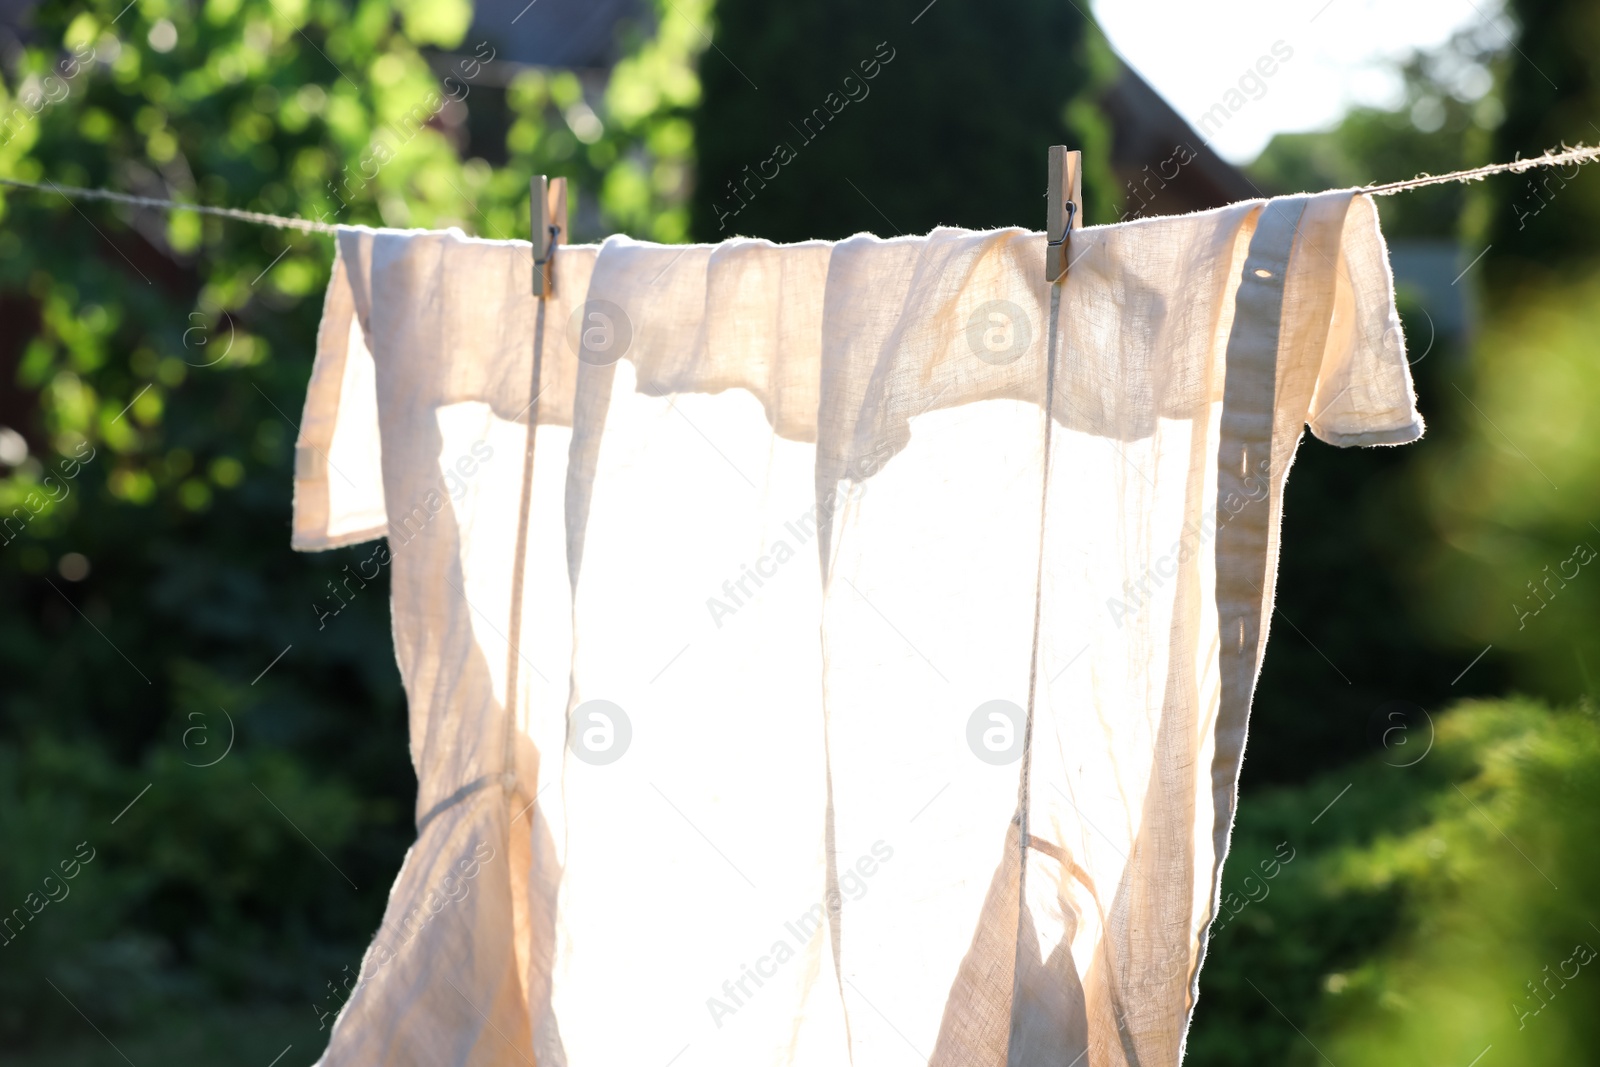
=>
[0,0,705,1050]
[1486,0,1600,283]
[688,0,1119,243]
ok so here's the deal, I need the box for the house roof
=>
[1100,62,1261,217]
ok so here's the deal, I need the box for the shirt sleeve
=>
[291,230,387,551]
[1305,193,1426,447]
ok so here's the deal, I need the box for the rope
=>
[0,176,338,234]
[1359,142,1600,197]
[3,140,1600,237]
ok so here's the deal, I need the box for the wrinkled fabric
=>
[292,191,1421,1067]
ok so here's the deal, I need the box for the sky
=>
[1093,0,1508,162]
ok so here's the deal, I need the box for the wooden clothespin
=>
[532,175,567,297]
[1046,146,1082,283]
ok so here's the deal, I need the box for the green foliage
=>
[0,0,706,1048]
[0,733,370,1036]
[1414,270,1600,699]
[1310,698,1600,1064]
[688,0,1120,242]
[1191,697,1600,1065]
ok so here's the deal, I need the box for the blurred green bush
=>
[1415,270,1600,699]
[0,732,369,1037]
[1190,696,1600,1064]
